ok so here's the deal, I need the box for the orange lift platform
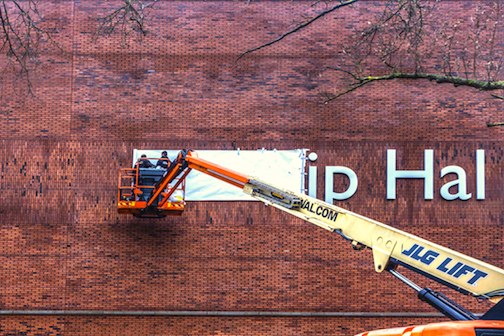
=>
[117,150,249,218]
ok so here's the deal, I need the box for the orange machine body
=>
[356,320,504,336]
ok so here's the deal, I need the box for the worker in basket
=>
[137,154,154,168]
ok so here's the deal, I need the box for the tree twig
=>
[237,0,359,61]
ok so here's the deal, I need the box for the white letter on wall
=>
[387,149,434,200]
[325,166,358,202]
[440,166,471,200]
[308,166,317,198]
[476,149,485,200]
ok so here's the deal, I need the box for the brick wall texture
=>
[0,0,503,335]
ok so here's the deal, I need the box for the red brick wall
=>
[0,315,442,336]
[0,0,502,335]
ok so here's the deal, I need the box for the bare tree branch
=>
[487,122,504,127]
[487,79,504,128]
[324,70,504,103]
[357,71,502,89]
[237,0,359,61]
[327,0,503,103]
[0,0,56,94]
[95,0,159,47]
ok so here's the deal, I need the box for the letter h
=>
[387,149,434,200]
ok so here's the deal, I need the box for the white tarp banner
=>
[133,149,307,201]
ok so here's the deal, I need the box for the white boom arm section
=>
[243,178,504,302]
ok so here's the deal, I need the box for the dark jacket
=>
[138,158,154,168]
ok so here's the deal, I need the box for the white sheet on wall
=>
[132,149,307,201]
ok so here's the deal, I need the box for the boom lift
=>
[118,149,504,335]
